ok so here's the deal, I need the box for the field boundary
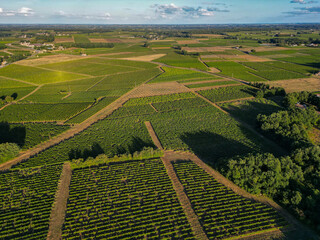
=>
[161,154,208,240]
[47,162,72,240]
[145,121,163,150]
[162,150,317,240]
[0,72,162,170]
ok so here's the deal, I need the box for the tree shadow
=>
[0,122,26,147]
[180,131,256,167]
[68,137,155,161]
[223,100,282,126]
[0,93,18,100]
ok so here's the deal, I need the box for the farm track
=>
[0,84,43,111]
[47,162,72,240]
[161,154,209,240]
[0,75,38,86]
[0,73,163,171]
[145,121,163,149]
[163,150,317,240]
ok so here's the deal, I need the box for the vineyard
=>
[173,160,288,239]
[0,102,91,122]
[149,66,219,84]
[0,64,84,84]
[62,159,194,239]
[186,80,238,89]
[197,85,257,103]
[0,165,62,239]
[240,62,305,81]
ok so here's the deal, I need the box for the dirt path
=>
[193,91,229,114]
[47,162,72,240]
[161,154,208,240]
[145,121,163,150]
[0,84,43,111]
[163,150,318,240]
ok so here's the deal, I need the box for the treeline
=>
[60,43,114,48]
[223,146,320,232]
[257,108,319,150]
[35,35,55,42]
[249,82,286,98]
[284,91,320,110]
[259,37,320,46]
[221,89,320,233]
[1,52,31,64]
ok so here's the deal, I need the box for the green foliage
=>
[257,108,320,150]
[186,80,238,88]
[223,146,320,233]
[198,85,257,103]
[124,92,196,106]
[0,65,84,84]
[62,159,194,239]
[240,62,305,81]
[0,143,20,164]
[66,97,117,124]
[0,165,62,239]
[0,103,91,122]
[205,61,265,82]
[149,66,217,84]
[40,58,137,76]
[174,160,288,239]
[157,52,208,70]
[219,98,283,126]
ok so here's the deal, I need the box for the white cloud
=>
[150,3,228,19]
[290,0,318,4]
[55,10,111,20]
[0,7,34,17]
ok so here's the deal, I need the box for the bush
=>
[0,143,20,164]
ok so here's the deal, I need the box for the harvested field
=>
[268,78,320,93]
[183,46,233,52]
[122,54,166,62]
[176,39,199,44]
[242,46,290,52]
[16,54,89,66]
[209,67,220,73]
[89,38,108,43]
[151,47,171,50]
[193,34,225,38]
[55,38,74,43]
[127,82,191,98]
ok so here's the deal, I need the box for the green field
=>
[173,161,288,239]
[0,165,62,239]
[186,80,238,88]
[63,159,194,239]
[149,66,219,84]
[0,65,84,84]
[0,103,91,122]
[197,85,258,103]
[206,61,265,82]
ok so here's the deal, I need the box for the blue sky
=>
[0,0,319,24]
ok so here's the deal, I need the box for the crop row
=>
[0,102,91,122]
[62,159,194,239]
[149,66,217,84]
[0,165,62,239]
[197,85,257,103]
[16,93,273,168]
[173,160,288,239]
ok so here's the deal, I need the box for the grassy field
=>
[186,80,238,88]
[149,66,219,84]
[0,64,84,84]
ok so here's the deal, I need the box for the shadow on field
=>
[0,122,26,147]
[0,92,18,100]
[180,131,255,166]
[68,137,155,161]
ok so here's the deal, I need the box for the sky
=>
[0,0,319,24]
